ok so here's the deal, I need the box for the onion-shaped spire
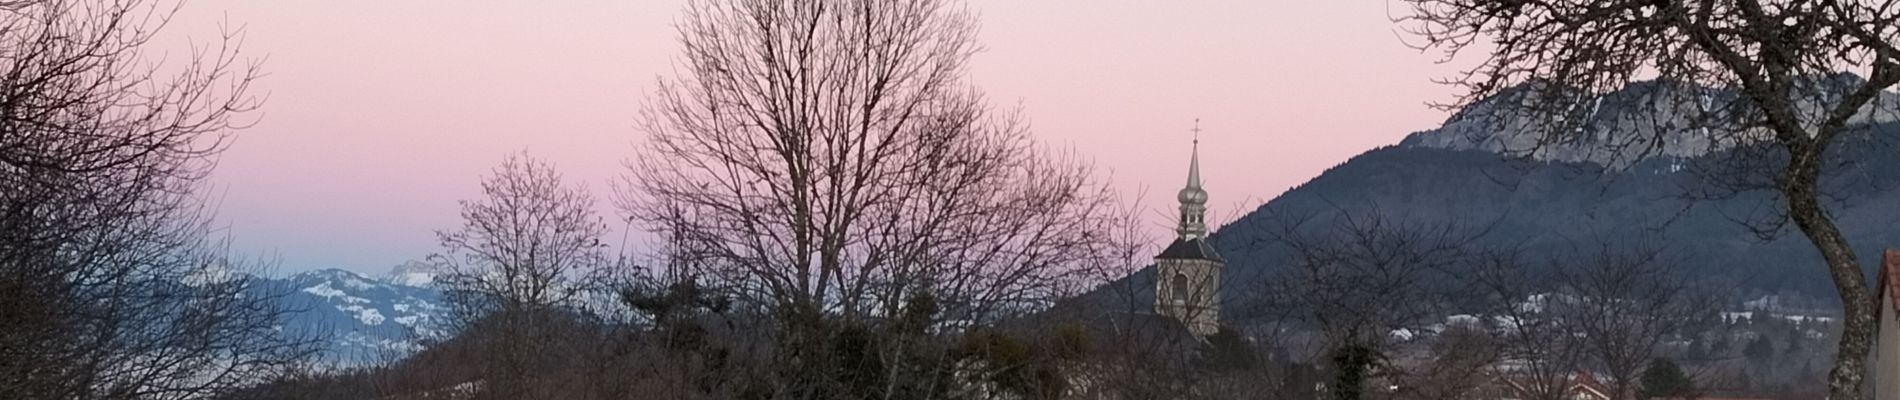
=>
[1177,139,1207,205]
[1175,120,1208,240]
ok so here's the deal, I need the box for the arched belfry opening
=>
[1171,274,1190,305]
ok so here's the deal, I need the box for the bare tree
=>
[1400,1,1900,397]
[1464,236,1719,400]
[0,0,315,398]
[434,152,610,316]
[1559,239,1714,400]
[618,1,1148,397]
[1247,204,1494,400]
[1467,248,1589,400]
[626,0,1127,325]
[430,152,611,399]
[1394,320,1506,400]
[621,1,1137,396]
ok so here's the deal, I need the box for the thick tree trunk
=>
[1784,164,1874,400]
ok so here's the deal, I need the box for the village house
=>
[1469,369,1612,400]
[1875,249,1900,400]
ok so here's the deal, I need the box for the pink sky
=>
[160,1,1469,274]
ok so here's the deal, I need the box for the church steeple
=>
[1175,120,1208,240]
[1154,119,1222,337]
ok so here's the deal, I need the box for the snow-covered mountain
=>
[254,263,449,366]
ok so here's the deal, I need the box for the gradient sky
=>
[157,1,1471,275]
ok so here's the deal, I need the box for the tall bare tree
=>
[620,0,1136,396]
[1560,240,1713,400]
[434,152,610,316]
[1467,248,1588,400]
[431,152,610,400]
[0,0,314,398]
[623,0,1128,337]
[1248,204,1493,400]
[1400,1,1900,397]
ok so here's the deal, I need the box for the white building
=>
[1875,249,1900,399]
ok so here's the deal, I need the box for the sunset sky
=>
[158,1,1471,274]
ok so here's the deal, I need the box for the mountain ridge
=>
[254,265,449,366]
[1140,81,1900,314]
[1402,74,1900,167]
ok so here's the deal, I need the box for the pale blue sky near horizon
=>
[152,1,1472,275]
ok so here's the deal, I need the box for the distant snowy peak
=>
[268,265,449,366]
[1401,76,1900,167]
[290,268,378,290]
[289,264,438,289]
[386,260,442,287]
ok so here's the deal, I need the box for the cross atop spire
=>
[1191,118,1202,143]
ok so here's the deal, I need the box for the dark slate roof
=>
[1156,237,1223,262]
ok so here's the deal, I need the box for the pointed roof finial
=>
[1174,118,1210,239]
[1192,118,1201,143]
[1187,119,1202,190]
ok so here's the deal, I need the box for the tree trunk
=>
[1783,158,1874,400]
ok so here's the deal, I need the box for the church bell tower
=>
[1154,121,1223,337]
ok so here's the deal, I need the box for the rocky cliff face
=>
[1402,76,1900,168]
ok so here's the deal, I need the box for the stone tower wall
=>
[1155,257,1221,336]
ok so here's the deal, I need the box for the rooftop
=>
[1157,237,1222,262]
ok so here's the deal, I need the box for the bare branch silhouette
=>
[0,0,312,398]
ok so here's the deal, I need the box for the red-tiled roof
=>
[1659,390,1800,399]
[1564,371,1612,400]
[1883,249,1900,313]
[1493,371,1614,400]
